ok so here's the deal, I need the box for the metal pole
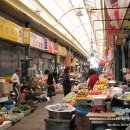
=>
[25,22,30,82]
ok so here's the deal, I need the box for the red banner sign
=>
[54,43,58,54]
[66,56,71,67]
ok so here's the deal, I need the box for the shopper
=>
[62,67,71,96]
[87,68,99,90]
[44,69,56,100]
[52,70,58,84]
[124,68,130,84]
[11,68,21,102]
[82,68,89,82]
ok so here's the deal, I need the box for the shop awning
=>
[99,60,109,65]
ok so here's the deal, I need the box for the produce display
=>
[102,89,113,98]
[88,90,102,95]
[63,92,76,102]
[93,78,109,90]
[122,94,130,100]
[76,89,89,100]
[12,103,31,113]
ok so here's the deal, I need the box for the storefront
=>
[0,40,25,78]
[29,33,56,74]
[0,16,25,78]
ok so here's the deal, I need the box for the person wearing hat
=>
[11,68,21,102]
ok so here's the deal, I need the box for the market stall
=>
[44,76,130,130]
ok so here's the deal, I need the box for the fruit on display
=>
[102,89,113,98]
[122,94,130,100]
[76,89,89,100]
[94,78,109,90]
[88,90,103,95]
[63,92,76,102]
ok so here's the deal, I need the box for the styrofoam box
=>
[0,79,5,83]
[0,121,11,130]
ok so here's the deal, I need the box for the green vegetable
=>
[20,104,30,111]
[1,107,7,112]
[27,100,35,107]
[12,107,20,113]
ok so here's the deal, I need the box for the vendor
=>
[11,68,21,102]
[87,69,99,90]
[62,67,72,96]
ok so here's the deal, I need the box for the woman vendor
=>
[87,69,99,90]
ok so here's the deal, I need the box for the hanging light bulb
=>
[76,9,83,16]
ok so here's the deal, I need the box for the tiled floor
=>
[7,94,64,130]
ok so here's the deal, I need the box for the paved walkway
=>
[7,94,64,130]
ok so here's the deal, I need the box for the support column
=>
[114,45,123,81]
[25,22,30,81]
[128,44,130,68]
[54,39,57,72]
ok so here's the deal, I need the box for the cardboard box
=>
[0,82,10,94]
[0,121,11,130]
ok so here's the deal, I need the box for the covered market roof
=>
[18,0,106,59]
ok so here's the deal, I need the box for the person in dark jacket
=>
[44,69,55,100]
[62,67,71,96]
[52,70,58,84]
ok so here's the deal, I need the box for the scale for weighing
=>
[91,95,107,112]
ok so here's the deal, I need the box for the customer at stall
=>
[52,70,58,84]
[11,68,21,102]
[62,67,71,96]
[124,68,130,84]
[44,69,56,100]
[87,68,99,90]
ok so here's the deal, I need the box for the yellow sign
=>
[0,16,23,43]
[71,58,78,66]
[23,28,30,44]
[58,45,67,56]
[57,55,61,63]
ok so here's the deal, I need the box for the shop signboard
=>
[57,55,61,63]
[71,58,78,66]
[118,0,130,26]
[62,47,67,56]
[0,16,23,43]
[48,41,54,53]
[58,45,67,56]
[23,28,30,44]
[54,43,58,54]
[58,45,63,56]
[43,38,48,51]
[65,55,71,67]
[30,32,43,49]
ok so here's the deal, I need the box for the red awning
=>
[99,60,109,65]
